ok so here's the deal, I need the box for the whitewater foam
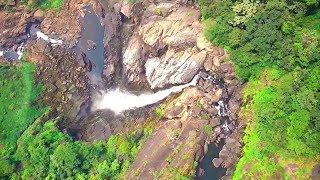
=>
[93,74,199,114]
[36,31,62,46]
[17,43,24,60]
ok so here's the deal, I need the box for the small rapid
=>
[1,27,62,62]
[35,31,63,46]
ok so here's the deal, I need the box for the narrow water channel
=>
[198,141,227,180]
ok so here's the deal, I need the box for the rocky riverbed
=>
[0,0,245,179]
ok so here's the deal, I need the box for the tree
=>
[49,143,80,179]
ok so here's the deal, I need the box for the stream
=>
[198,142,227,180]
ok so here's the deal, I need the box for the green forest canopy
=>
[198,0,320,179]
[0,62,154,179]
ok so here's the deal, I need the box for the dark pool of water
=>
[76,6,105,85]
[198,141,227,180]
[2,51,19,62]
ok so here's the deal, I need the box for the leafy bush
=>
[234,67,320,179]
[201,0,320,81]
[39,0,64,10]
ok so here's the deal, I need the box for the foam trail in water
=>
[17,43,24,60]
[0,51,3,57]
[94,75,199,114]
[36,31,62,46]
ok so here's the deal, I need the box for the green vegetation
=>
[127,0,137,5]
[200,0,319,81]
[155,104,166,118]
[0,61,154,179]
[204,124,213,135]
[0,62,45,157]
[155,7,162,16]
[1,113,153,179]
[151,166,191,180]
[199,0,320,178]
[10,117,152,179]
[19,0,64,10]
[200,111,210,120]
[38,0,64,10]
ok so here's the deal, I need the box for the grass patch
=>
[127,0,136,4]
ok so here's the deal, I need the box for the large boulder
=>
[33,10,45,20]
[145,49,206,89]
[121,5,214,89]
[212,158,224,168]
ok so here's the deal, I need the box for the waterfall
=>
[93,75,199,114]
[1,30,63,62]
[17,43,24,60]
[214,100,228,117]
[36,31,62,46]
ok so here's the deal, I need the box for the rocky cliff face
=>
[0,0,245,179]
[98,0,221,91]
[95,1,245,178]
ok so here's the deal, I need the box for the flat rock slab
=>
[212,158,224,168]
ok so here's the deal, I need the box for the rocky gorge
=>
[0,0,245,179]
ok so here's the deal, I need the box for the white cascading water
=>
[215,100,228,117]
[1,31,62,61]
[36,31,63,46]
[93,74,199,114]
[17,43,24,60]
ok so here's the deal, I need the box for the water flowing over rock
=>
[93,74,199,114]
[36,31,62,46]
